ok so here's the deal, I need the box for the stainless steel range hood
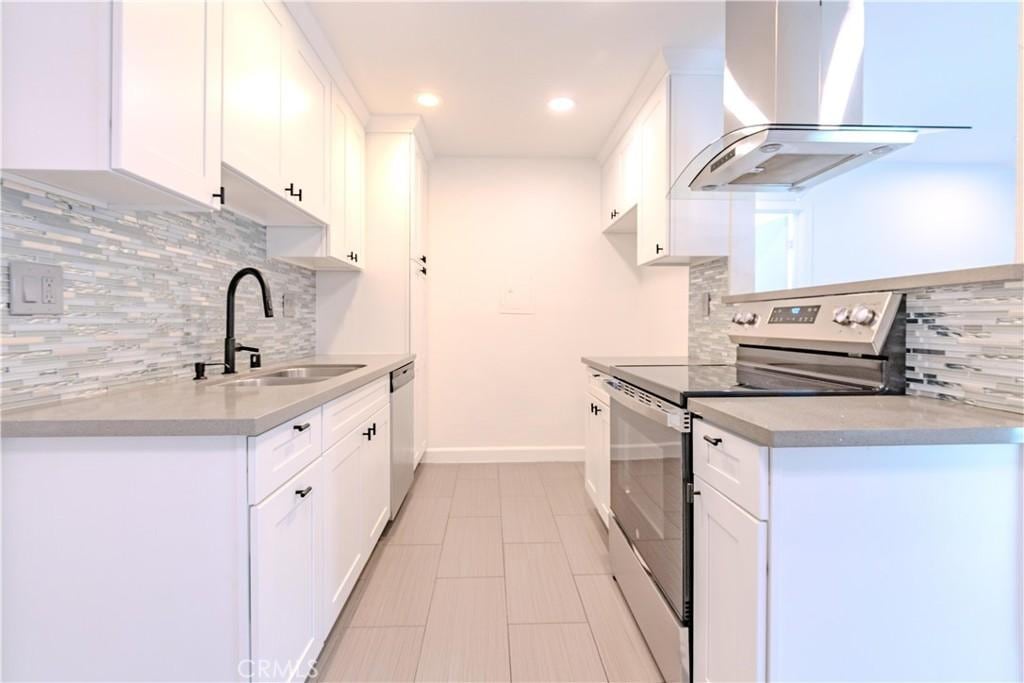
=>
[670,1,967,197]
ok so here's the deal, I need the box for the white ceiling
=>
[310,2,725,158]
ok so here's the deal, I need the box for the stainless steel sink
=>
[213,364,365,388]
[265,364,365,379]
[217,376,325,388]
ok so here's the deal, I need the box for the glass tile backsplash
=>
[1,179,316,409]
[688,257,1024,414]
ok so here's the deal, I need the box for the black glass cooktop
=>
[611,363,874,406]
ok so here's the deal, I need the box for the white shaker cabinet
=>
[601,130,641,233]
[1,0,222,210]
[322,428,365,632]
[362,404,393,550]
[636,74,730,266]
[222,0,329,226]
[692,478,767,683]
[268,89,367,270]
[249,457,324,683]
[583,369,611,526]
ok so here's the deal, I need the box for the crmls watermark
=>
[238,658,319,680]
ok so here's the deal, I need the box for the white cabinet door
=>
[345,113,367,265]
[327,92,350,264]
[321,428,364,637]
[621,128,642,211]
[361,406,391,552]
[637,84,669,266]
[111,0,221,207]
[584,395,610,527]
[410,262,428,461]
[693,478,767,683]
[223,0,283,192]
[600,149,619,228]
[250,458,323,683]
[281,30,330,222]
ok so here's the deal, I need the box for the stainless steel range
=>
[606,291,906,683]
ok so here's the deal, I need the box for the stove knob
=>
[734,311,758,326]
[832,306,852,325]
[850,304,877,326]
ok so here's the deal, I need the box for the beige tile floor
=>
[315,462,664,683]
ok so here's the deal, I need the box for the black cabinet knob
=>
[212,187,225,205]
[420,255,427,264]
[420,266,427,276]
[655,243,664,254]
[594,405,602,415]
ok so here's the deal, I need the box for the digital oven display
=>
[768,305,821,324]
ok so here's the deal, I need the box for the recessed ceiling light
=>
[547,97,576,113]
[416,93,441,108]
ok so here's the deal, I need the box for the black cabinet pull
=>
[420,255,427,264]
[348,251,359,262]
[594,405,602,415]
[212,186,225,205]
[702,435,722,446]
[611,209,619,219]
[655,243,664,254]
[284,182,296,196]
[293,422,311,433]
[295,188,303,201]
[420,266,427,276]
[370,422,377,437]
[363,427,373,440]
[589,402,595,414]
[295,486,312,498]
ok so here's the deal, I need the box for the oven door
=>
[607,380,689,623]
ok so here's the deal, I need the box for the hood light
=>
[869,145,893,155]
[759,143,783,154]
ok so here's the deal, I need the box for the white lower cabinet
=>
[584,392,610,526]
[322,427,365,634]
[692,477,767,683]
[691,420,1023,682]
[583,368,611,526]
[362,404,392,549]
[250,457,324,683]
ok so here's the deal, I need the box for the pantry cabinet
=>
[222,0,330,226]
[1,0,222,210]
[267,88,367,270]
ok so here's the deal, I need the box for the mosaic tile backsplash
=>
[688,257,1024,414]
[1,179,316,410]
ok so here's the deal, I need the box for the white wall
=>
[802,161,1017,284]
[426,158,688,462]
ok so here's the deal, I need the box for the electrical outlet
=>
[9,261,63,315]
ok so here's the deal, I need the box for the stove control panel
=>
[728,291,901,356]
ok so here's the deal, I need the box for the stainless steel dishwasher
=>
[389,362,415,519]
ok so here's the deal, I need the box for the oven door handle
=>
[605,381,689,433]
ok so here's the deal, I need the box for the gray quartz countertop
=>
[1,354,413,438]
[581,355,694,375]
[689,395,1024,447]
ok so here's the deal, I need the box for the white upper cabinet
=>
[267,88,366,270]
[222,0,329,226]
[636,74,731,266]
[601,129,641,233]
[599,64,730,265]
[281,34,330,221]
[1,1,222,210]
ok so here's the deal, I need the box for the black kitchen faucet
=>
[194,267,274,380]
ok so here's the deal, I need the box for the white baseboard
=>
[422,445,584,464]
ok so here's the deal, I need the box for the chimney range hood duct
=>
[670,1,967,197]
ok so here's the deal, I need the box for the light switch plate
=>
[9,261,63,315]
